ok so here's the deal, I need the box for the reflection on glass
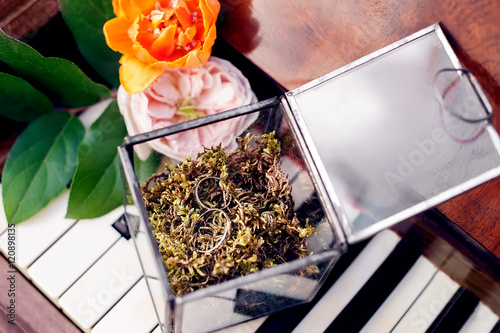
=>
[292,29,500,239]
[120,101,342,333]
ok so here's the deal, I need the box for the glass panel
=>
[178,256,336,333]
[289,26,500,242]
[118,163,169,331]
[119,99,343,332]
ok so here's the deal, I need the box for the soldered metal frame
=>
[118,22,500,332]
[284,22,500,244]
[118,97,345,333]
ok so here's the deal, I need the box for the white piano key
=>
[359,256,441,332]
[59,235,147,329]
[27,206,125,299]
[391,269,459,332]
[78,98,112,129]
[292,229,401,333]
[182,291,252,333]
[459,301,500,333]
[91,277,165,333]
[134,218,162,280]
[0,185,8,235]
[217,317,268,333]
[0,190,76,269]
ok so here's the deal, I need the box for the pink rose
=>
[118,56,258,161]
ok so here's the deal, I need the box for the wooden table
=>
[0,2,499,332]
[217,0,500,259]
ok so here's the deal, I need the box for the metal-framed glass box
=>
[118,23,500,333]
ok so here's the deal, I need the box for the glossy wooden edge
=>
[393,211,500,316]
[0,254,82,333]
[0,0,59,39]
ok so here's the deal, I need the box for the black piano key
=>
[234,289,304,317]
[255,237,371,333]
[112,213,132,240]
[425,287,479,333]
[325,238,421,333]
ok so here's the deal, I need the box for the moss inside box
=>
[140,132,316,296]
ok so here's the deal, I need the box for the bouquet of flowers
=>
[0,0,257,225]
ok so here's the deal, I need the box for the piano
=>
[1,0,500,332]
[0,181,499,332]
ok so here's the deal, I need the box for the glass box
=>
[118,23,500,332]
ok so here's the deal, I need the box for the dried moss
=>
[141,132,315,296]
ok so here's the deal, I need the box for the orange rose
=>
[103,0,220,93]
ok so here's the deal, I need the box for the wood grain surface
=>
[0,255,81,333]
[217,0,500,258]
[0,0,59,39]
[0,2,498,329]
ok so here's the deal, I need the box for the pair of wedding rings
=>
[191,176,231,253]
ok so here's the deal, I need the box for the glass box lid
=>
[284,23,500,243]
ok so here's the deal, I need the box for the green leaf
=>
[0,72,53,122]
[134,151,162,184]
[59,0,121,87]
[2,112,85,224]
[0,28,110,108]
[66,100,128,219]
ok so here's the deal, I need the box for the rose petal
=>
[130,0,156,13]
[147,100,177,119]
[199,0,219,34]
[201,0,221,20]
[117,85,152,159]
[177,72,195,97]
[119,54,164,94]
[185,69,205,97]
[149,72,180,101]
[117,56,257,161]
[112,0,140,20]
[132,42,158,64]
[151,24,177,61]
[175,7,193,29]
[178,26,197,46]
[103,17,134,54]
[183,49,211,68]
[200,70,214,90]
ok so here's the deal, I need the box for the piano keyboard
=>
[0,186,499,332]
